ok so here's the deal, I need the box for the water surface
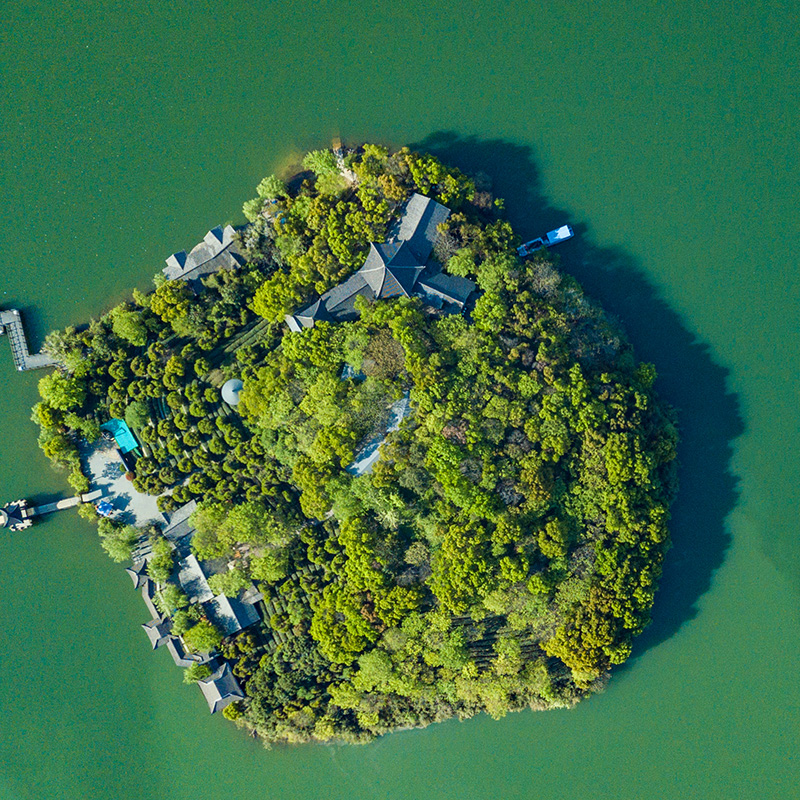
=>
[1,1,798,798]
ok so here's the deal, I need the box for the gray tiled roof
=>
[358,242,424,298]
[197,662,245,714]
[321,273,373,319]
[163,499,197,530]
[126,560,148,590]
[417,271,476,307]
[177,554,214,603]
[295,297,333,326]
[142,617,172,649]
[141,579,160,619]
[203,593,260,637]
[286,192,451,330]
[395,193,450,262]
[165,636,209,667]
[163,225,244,285]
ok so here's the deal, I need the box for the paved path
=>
[82,439,164,528]
[0,309,57,371]
[346,392,411,477]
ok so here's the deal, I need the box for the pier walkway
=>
[27,490,103,518]
[0,309,58,371]
[1,490,103,531]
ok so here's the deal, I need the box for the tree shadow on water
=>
[413,131,745,656]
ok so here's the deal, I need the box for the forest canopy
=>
[32,143,678,745]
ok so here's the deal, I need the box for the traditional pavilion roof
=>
[197,662,245,714]
[142,617,172,650]
[359,241,425,297]
[140,579,160,619]
[286,296,334,332]
[165,636,210,667]
[162,499,197,544]
[126,560,149,590]
[163,225,245,286]
[286,193,458,331]
[393,192,452,263]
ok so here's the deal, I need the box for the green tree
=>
[156,583,189,615]
[302,149,338,177]
[111,307,148,346]
[147,537,174,584]
[124,400,150,431]
[97,520,139,563]
[38,372,86,411]
[208,567,250,597]
[182,619,223,653]
[256,174,287,199]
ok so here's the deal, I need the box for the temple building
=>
[286,194,475,332]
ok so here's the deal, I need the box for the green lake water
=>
[1,1,798,797]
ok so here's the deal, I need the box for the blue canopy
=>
[101,419,138,454]
[96,500,114,517]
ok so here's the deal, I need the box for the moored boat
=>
[517,224,574,257]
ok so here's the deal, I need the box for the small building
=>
[163,225,245,287]
[142,617,172,650]
[416,271,476,309]
[197,662,246,714]
[140,579,160,619]
[100,419,140,456]
[205,593,260,637]
[165,636,212,668]
[177,553,262,637]
[125,560,149,590]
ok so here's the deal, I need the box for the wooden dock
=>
[0,309,58,371]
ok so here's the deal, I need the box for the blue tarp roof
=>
[101,419,139,454]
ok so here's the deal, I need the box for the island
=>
[18,143,678,745]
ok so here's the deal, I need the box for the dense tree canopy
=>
[33,144,677,747]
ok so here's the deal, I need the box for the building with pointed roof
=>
[142,617,172,650]
[126,560,149,590]
[197,662,246,714]
[285,193,475,332]
[163,225,245,287]
[175,552,262,638]
[140,579,160,619]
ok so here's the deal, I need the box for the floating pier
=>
[0,309,58,371]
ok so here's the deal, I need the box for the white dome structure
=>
[221,378,244,407]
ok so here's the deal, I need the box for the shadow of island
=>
[411,131,744,657]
